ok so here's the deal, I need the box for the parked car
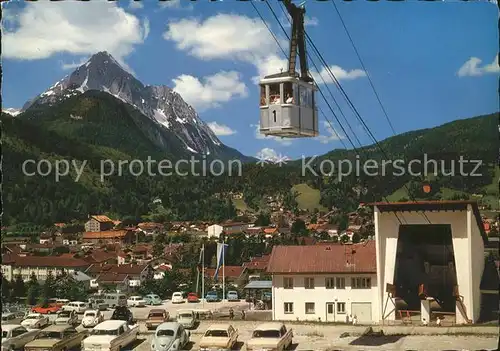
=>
[54,299,70,307]
[176,309,196,329]
[199,324,238,351]
[54,310,79,326]
[2,312,27,325]
[21,313,50,329]
[246,322,293,351]
[127,296,146,307]
[88,297,109,311]
[171,292,184,304]
[63,301,88,314]
[143,294,162,306]
[82,309,105,328]
[205,291,220,302]
[151,322,190,351]
[110,306,134,324]
[100,293,127,308]
[187,293,199,303]
[82,320,139,351]
[1,325,40,351]
[227,290,239,301]
[24,324,88,351]
[146,309,170,330]
[31,304,61,314]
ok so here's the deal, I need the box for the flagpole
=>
[202,243,205,308]
[222,239,225,303]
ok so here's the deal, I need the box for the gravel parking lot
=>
[34,301,499,351]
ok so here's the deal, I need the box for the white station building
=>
[267,200,490,325]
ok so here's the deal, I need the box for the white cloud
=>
[207,122,237,136]
[312,65,366,84]
[250,124,293,146]
[457,55,499,77]
[317,121,345,144]
[164,14,358,86]
[2,0,148,69]
[172,71,248,111]
[129,0,144,9]
[158,0,193,11]
[164,14,288,82]
[256,147,278,160]
[60,57,89,70]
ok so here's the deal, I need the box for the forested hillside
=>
[2,92,498,227]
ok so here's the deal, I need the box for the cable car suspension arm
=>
[281,0,313,82]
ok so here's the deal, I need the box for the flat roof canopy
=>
[369,200,488,244]
[244,281,272,289]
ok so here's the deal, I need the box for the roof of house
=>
[96,272,129,283]
[86,263,149,275]
[82,250,117,263]
[82,230,128,239]
[3,254,91,268]
[221,221,248,227]
[89,215,113,223]
[267,241,377,274]
[204,266,244,278]
[370,200,488,244]
[263,228,278,234]
[138,222,164,229]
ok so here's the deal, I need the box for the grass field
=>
[292,183,327,212]
[232,198,251,212]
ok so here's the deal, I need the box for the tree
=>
[153,238,164,258]
[12,274,26,298]
[351,232,361,244]
[2,275,11,302]
[254,212,271,226]
[41,272,57,305]
[27,273,40,305]
[291,219,306,234]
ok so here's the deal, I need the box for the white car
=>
[127,296,146,307]
[246,322,293,351]
[20,313,50,329]
[63,301,88,313]
[82,310,105,328]
[171,292,184,304]
[54,310,79,326]
[81,320,139,351]
[199,324,238,351]
[1,324,40,351]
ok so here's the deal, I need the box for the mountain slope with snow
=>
[21,51,252,161]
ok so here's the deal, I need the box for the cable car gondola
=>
[259,0,318,138]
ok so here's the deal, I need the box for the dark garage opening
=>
[393,224,457,322]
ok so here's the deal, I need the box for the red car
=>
[32,303,61,314]
[187,293,199,303]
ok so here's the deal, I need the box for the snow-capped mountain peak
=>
[3,108,21,116]
[21,52,228,156]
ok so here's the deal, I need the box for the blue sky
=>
[2,0,499,160]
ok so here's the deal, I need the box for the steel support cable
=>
[331,0,397,136]
[261,0,405,225]
[272,0,363,149]
[305,33,431,224]
[252,1,351,149]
